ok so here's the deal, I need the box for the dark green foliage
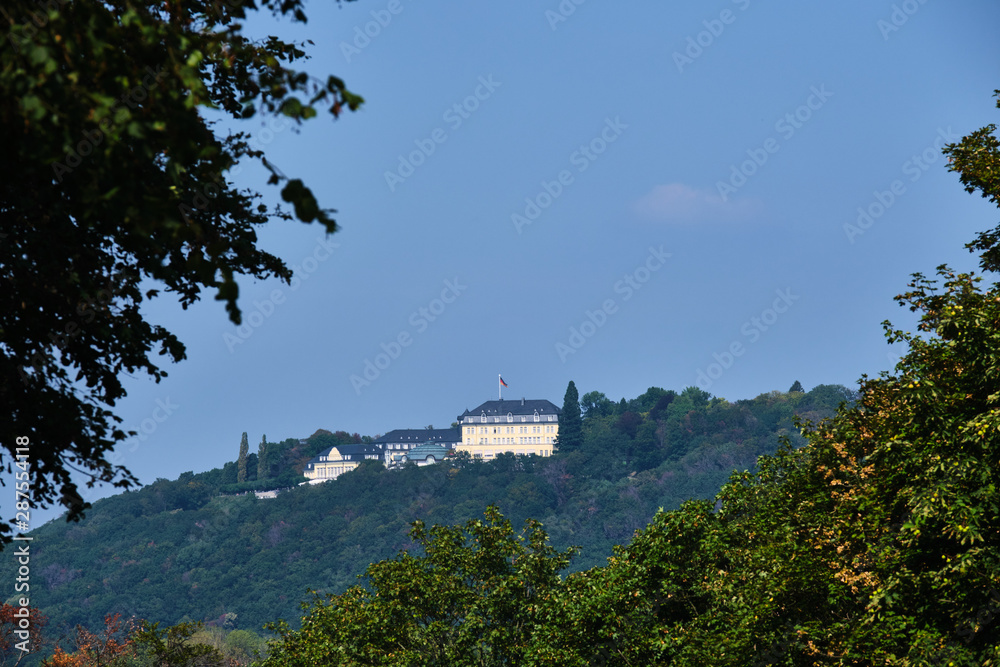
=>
[627,386,672,413]
[944,89,1000,272]
[557,381,582,451]
[580,391,614,419]
[132,620,224,667]
[647,391,677,422]
[788,379,804,393]
[7,385,845,639]
[261,507,576,667]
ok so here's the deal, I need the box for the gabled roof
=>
[458,399,561,420]
[334,443,383,461]
[311,444,382,463]
[304,446,335,468]
[373,428,460,445]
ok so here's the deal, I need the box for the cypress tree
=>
[237,432,249,483]
[789,380,804,393]
[557,381,582,451]
[257,434,268,481]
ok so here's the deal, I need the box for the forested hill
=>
[8,384,853,637]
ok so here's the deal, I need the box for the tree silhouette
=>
[237,433,249,484]
[0,0,363,547]
[557,381,582,451]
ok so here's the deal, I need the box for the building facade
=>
[456,398,560,459]
[303,443,383,481]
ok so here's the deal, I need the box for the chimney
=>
[521,397,525,406]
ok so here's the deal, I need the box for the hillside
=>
[5,384,852,638]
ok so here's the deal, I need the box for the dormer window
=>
[534,412,540,422]
[507,413,513,423]
[481,413,487,423]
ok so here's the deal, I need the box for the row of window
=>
[470,437,553,445]
[465,425,557,435]
[464,413,557,424]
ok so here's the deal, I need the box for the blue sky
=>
[65,0,1000,513]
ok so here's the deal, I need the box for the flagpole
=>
[498,374,502,401]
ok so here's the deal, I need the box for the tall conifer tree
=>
[237,432,249,483]
[257,434,268,481]
[557,381,582,451]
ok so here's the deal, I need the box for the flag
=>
[499,376,508,387]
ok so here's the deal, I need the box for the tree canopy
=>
[261,506,577,667]
[0,0,361,545]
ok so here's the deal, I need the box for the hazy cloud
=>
[633,183,762,223]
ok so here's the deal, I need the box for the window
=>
[507,413,513,423]
[533,412,540,422]
[481,413,487,423]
